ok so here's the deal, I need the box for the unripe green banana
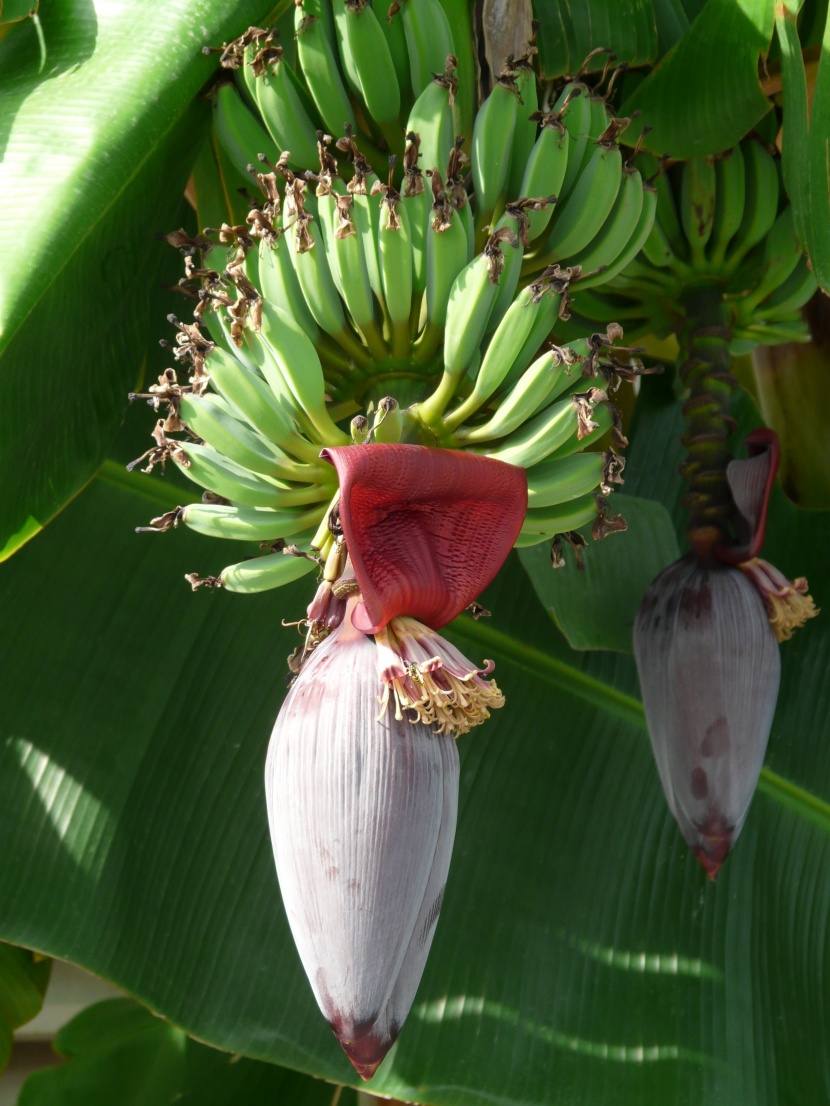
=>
[334,1,401,132]
[560,165,644,276]
[258,301,350,445]
[485,212,526,334]
[653,165,689,264]
[175,441,325,509]
[204,346,327,465]
[554,84,593,201]
[371,396,404,443]
[322,187,385,355]
[257,239,321,343]
[377,190,413,357]
[425,201,468,329]
[460,194,475,261]
[403,184,432,299]
[181,502,327,541]
[732,206,802,313]
[494,286,564,394]
[454,348,568,443]
[473,393,581,467]
[679,156,717,266]
[754,254,817,317]
[351,172,384,301]
[566,286,651,327]
[178,393,322,483]
[517,492,599,541]
[220,550,319,593]
[544,400,612,459]
[295,0,357,137]
[213,83,280,182]
[577,181,657,290]
[727,139,780,266]
[282,193,349,340]
[471,74,519,230]
[405,74,455,181]
[542,138,622,261]
[507,55,540,200]
[444,282,553,431]
[526,451,605,508]
[441,248,502,375]
[399,0,455,98]
[253,53,320,169]
[378,2,412,105]
[518,118,570,243]
[435,0,474,143]
[706,146,746,268]
[639,211,678,270]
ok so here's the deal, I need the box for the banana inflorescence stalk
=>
[134,21,657,592]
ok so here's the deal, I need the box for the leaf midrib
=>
[97,460,830,839]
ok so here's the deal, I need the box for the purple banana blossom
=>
[266,446,528,1078]
[634,430,817,877]
[266,602,459,1079]
[634,557,780,877]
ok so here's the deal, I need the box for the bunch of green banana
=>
[132,30,665,588]
[566,137,818,353]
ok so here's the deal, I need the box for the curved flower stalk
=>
[635,414,818,878]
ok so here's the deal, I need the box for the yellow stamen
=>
[766,578,819,643]
[377,664,505,738]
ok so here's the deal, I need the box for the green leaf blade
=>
[0,0,273,559]
[623,0,775,157]
[519,495,681,653]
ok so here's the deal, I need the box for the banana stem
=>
[677,287,737,562]
[359,319,390,362]
[412,321,444,365]
[418,370,461,427]
[317,337,360,375]
[390,319,411,361]
[335,327,374,368]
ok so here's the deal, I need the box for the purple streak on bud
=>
[265,607,459,1080]
[634,557,781,878]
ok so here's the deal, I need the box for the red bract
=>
[321,444,528,633]
[715,428,780,565]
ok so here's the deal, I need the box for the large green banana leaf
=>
[1,371,828,1105]
[3,2,830,1103]
[19,997,355,1106]
[0,0,277,561]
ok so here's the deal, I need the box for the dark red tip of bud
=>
[693,812,733,879]
[321,444,528,632]
[337,1031,390,1081]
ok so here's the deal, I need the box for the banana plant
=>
[1,1,830,1105]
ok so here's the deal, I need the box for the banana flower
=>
[634,430,817,877]
[266,445,527,1077]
